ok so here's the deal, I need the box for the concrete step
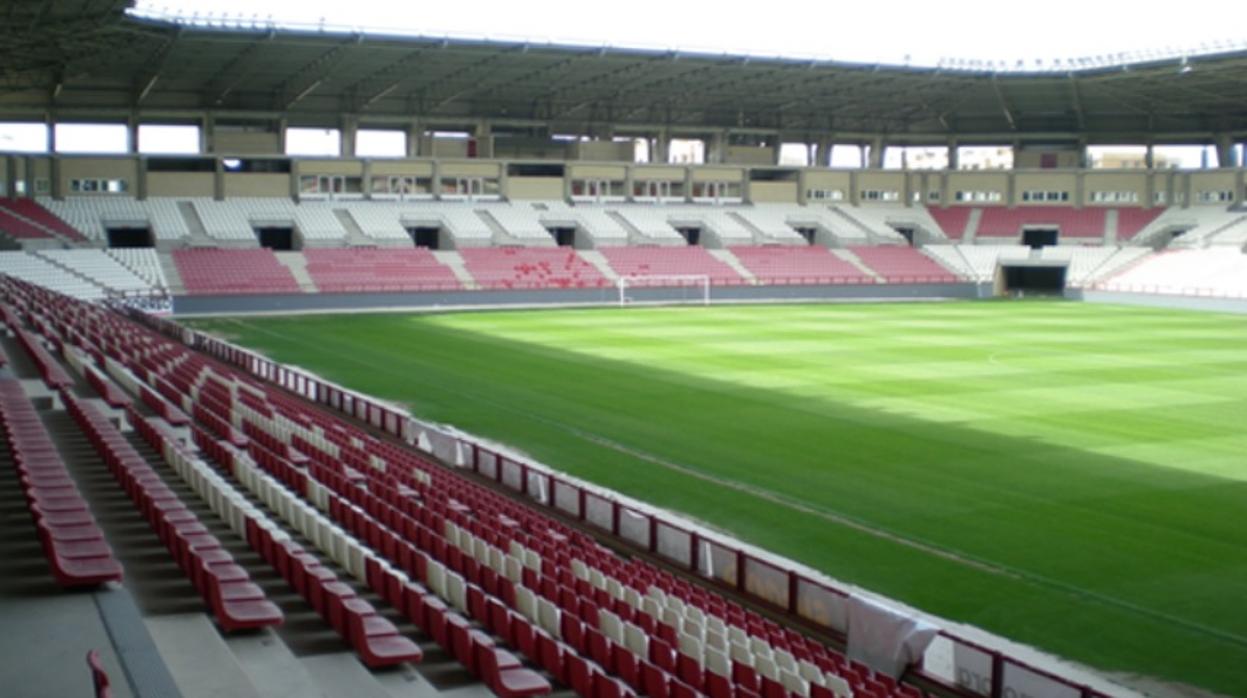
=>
[964,208,983,242]
[333,209,381,247]
[831,248,886,283]
[176,201,218,247]
[274,251,319,292]
[431,250,478,289]
[575,249,619,282]
[707,248,756,283]
[1104,209,1119,245]
[156,251,186,294]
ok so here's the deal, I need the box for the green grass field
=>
[187,301,1247,694]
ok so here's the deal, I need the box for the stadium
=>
[1,2,1246,698]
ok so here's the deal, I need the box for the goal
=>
[616,274,711,306]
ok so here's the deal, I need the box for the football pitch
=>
[187,300,1247,694]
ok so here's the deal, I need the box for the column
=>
[340,115,358,158]
[406,121,422,158]
[947,137,959,170]
[135,156,147,201]
[1214,133,1237,168]
[214,157,225,201]
[707,131,726,164]
[867,137,884,169]
[362,158,373,197]
[200,114,215,155]
[473,121,494,159]
[276,117,288,154]
[127,115,140,154]
[4,157,16,198]
[772,136,783,166]
[653,130,670,164]
[1144,141,1155,169]
[1074,171,1085,208]
[1005,171,1016,208]
[49,156,61,199]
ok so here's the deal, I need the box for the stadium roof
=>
[3,1,1246,144]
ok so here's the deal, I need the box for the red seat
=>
[642,663,671,698]
[479,647,552,698]
[87,650,112,698]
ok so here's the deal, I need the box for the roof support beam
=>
[134,29,182,105]
[276,35,360,110]
[990,77,1016,130]
[202,30,276,106]
[1067,74,1086,130]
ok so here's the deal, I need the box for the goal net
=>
[616,275,711,307]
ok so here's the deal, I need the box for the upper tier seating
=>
[599,247,745,285]
[1100,248,1247,296]
[172,249,300,295]
[832,206,935,244]
[1114,208,1166,240]
[848,246,961,283]
[484,205,559,244]
[459,248,608,289]
[0,198,89,242]
[730,246,871,284]
[953,245,1030,282]
[539,203,630,246]
[303,248,462,292]
[733,205,827,246]
[604,207,688,245]
[926,207,973,240]
[38,197,189,242]
[975,206,1105,239]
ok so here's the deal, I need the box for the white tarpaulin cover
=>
[847,594,939,678]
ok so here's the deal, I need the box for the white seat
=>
[537,598,562,638]
[426,559,447,597]
[704,648,731,678]
[730,642,754,666]
[799,661,825,686]
[599,609,624,644]
[571,559,589,580]
[607,578,625,601]
[705,629,727,651]
[774,649,798,673]
[523,549,541,571]
[755,656,779,681]
[678,632,703,660]
[504,555,523,582]
[825,673,853,698]
[515,585,538,622]
[780,669,809,697]
[445,571,467,612]
[624,623,649,657]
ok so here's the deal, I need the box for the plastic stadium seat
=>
[479,646,552,698]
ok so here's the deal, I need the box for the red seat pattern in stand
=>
[848,246,960,283]
[730,246,872,284]
[0,198,88,242]
[0,207,54,239]
[173,249,301,295]
[599,246,745,285]
[0,377,122,587]
[459,247,608,290]
[303,248,463,292]
[925,207,973,240]
[1115,208,1165,240]
[976,206,1105,238]
[0,276,922,698]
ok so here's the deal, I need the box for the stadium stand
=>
[35,249,154,295]
[1113,208,1166,241]
[173,249,301,295]
[732,205,824,245]
[926,207,974,241]
[1,275,928,698]
[600,246,746,284]
[0,198,88,242]
[731,246,873,284]
[538,202,631,246]
[976,206,1105,239]
[303,248,463,292]
[0,251,107,300]
[459,247,608,289]
[106,248,169,290]
[1099,247,1247,296]
[848,246,961,283]
[950,245,1031,282]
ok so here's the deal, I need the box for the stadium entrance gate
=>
[1023,228,1058,248]
[255,226,296,250]
[997,261,1067,296]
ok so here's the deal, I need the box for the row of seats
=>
[459,247,609,290]
[303,248,462,292]
[1101,248,1247,296]
[730,247,870,284]
[6,279,922,698]
[172,249,301,295]
[0,198,89,242]
[0,325,124,587]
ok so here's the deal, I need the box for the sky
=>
[132,0,1246,69]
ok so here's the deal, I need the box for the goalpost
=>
[616,274,711,307]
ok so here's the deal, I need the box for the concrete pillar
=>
[340,116,358,158]
[1005,171,1016,208]
[46,115,56,154]
[1076,138,1089,169]
[848,169,859,205]
[23,156,36,199]
[127,115,139,155]
[624,165,635,201]
[683,166,694,202]
[902,170,912,207]
[1182,172,1191,209]
[652,130,670,164]
[289,159,300,200]
[4,158,16,197]
[867,137,884,169]
[1074,171,1085,208]
[815,137,832,167]
[947,138,959,170]
[1166,171,1176,208]
[431,159,442,199]
[135,156,146,201]
[201,115,215,155]
[1144,171,1155,207]
[473,121,494,159]
[1214,133,1237,168]
[214,157,225,201]
[361,158,372,197]
[1144,142,1155,169]
[276,117,288,154]
[772,137,784,166]
[49,157,61,199]
[707,131,726,164]
[1236,168,1246,206]
[406,121,422,158]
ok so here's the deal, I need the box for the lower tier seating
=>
[173,249,301,295]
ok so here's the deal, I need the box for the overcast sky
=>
[134,0,1244,68]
